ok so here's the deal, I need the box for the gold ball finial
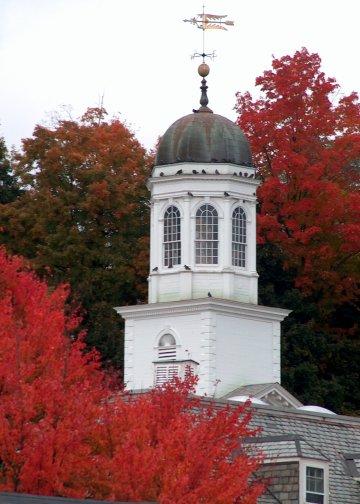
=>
[198,63,210,77]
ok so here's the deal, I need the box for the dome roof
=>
[155,112,252,167]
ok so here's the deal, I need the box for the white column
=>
[222,199,232,299]
[247,201,257,274]
[223,199,232,268]
[177,196,192,300]
[149,200,155,270]
[182,196,191,266]
[156,201,164,271]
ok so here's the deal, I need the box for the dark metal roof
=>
[0,494,155,504]
[155,112,252,167]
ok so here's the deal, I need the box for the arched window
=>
[163,206,181,267]
[155,334,177,384]
[158,333,177,360]
[154,333,198,386]
[195,204,218,264]
[232,207,246,267]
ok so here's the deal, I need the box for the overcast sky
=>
[0,0,359,152]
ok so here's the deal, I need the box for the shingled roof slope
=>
[249,406,360,503]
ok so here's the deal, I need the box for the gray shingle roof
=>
[249,406,360,504]
[244,434,328,461]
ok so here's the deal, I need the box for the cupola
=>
[155,63,252,168]
[117,57,290,398]
[147,62,259,305]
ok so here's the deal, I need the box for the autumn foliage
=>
[0,108,151,368]
[236,48,360,305]
[0,248,264,503]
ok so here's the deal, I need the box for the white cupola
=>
[116,63,289,397]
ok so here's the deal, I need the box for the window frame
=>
[157,333,177,361]
[163,205,181,268]
[232,206,247,268]
[299,460,329,504]
[195,203,219,265]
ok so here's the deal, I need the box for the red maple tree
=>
[0,248,108,496]
[0,248,264,503]
[236,48,360,304]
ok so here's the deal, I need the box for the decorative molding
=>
[151,191,257,202]
[116,298,290,322]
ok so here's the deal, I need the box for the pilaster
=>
[272,321,281,383]
[198,310,217,396]
[124,318,135,388]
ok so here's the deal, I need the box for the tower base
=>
[116,298,290,398]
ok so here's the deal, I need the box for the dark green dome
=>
[155,112,252,167]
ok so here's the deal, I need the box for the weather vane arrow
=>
[183,6,234,61]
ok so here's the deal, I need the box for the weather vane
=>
[183,5,234,62]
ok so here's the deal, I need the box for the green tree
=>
[258,243,359,415]
[0,137,21,204]
[0,108,151,369]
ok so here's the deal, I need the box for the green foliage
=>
[0,138,21,204]
[258,243,359,414]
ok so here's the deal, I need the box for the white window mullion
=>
[232,207,246,267]
[195,204,218,265]
[164,206,181,267]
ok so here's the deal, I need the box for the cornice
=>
[115,298,290,322]
[148,174,259,188]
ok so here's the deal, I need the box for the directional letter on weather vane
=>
[183,8,234,61]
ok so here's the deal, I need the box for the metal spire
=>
[183,6,234,113]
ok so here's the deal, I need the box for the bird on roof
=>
[184,265,191,270]
[202,169,207,174]
[176,169,183,175]
[192,169,198,174]
[152,266,158,271]
[208,291,212,297]
[188,191,194,197]
[160,172,164,177]
[215,169,220,175]
[224,191,230,197]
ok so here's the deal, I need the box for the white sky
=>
[0,0,359,152]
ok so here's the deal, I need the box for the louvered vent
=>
[158,345,176,360]
[155,363,180,385]
[158,333,177,361]
[154,360,199,386]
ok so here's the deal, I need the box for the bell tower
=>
[148,64,258,305]
[116,20,289,398]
